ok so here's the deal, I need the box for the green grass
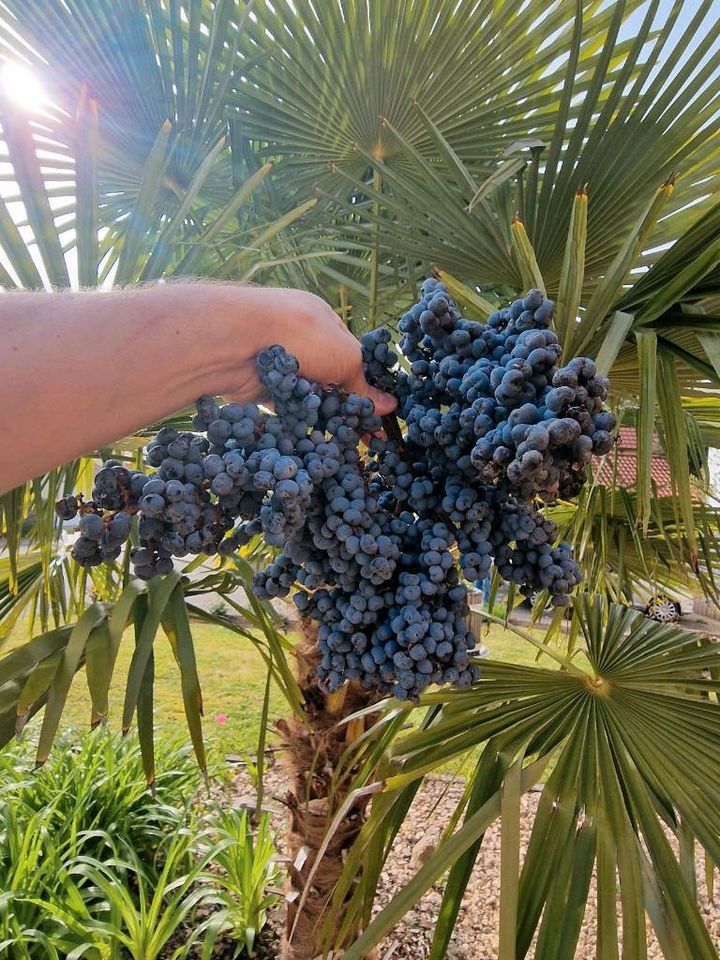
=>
[481,621,549,665]
[13,619,290,762]
[11,616,560,769]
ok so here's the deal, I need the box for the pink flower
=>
[215,713,228,725]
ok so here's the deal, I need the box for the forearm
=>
[0,282,260,492]
[0,281,394,494]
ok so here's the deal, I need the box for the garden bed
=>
[225,764,720,960]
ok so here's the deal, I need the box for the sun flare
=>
[1,61,46,112]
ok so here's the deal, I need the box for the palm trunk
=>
[277,625,379,960]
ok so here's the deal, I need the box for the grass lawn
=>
[12,615,560,767]
[481,620,555,665]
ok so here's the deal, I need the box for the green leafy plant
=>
[0,728,201,850]
[200,808,282,957]
[0,730,282,957]
[69,826,217,960]
[0,730,201,956]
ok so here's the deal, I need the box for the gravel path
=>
[223,763,720,960]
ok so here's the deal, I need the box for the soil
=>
[207,761,720,960]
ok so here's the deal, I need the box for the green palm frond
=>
[0,0,324,293]
[228,0,720,323]
[333,596,720,960]
[0,548,301,779]
[231,1,719,306]
[0,0,252,217]
[549,485,720,609]
[233,0,663,187]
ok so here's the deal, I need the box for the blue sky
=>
[621,0,719,58]
[624,0,706,34]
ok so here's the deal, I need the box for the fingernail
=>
[376,392,398,414]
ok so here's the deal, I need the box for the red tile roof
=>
[592,427,676,496]
[616,427,642,449]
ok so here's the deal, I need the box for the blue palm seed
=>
[211,473,234,496]
[79,513,104,540]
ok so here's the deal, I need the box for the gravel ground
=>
[221,762,720,960]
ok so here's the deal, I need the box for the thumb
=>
[344,368,397,416]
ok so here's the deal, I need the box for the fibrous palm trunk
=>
[277,625,379,960]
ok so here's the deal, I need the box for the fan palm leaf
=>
[229,1,720,318]
[0,0,252,214]
[0,0,327,292]
[233,0,656,186]
[330,596,720,960]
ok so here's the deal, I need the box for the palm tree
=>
[0,1,719,958]
[231,7,720,952]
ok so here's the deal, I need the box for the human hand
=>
[0,282,398,492]
[211,286,397,415]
